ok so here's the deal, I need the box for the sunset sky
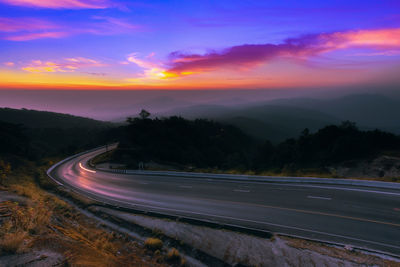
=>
[1,0,400,89]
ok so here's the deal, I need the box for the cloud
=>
[164,28,400,77]
[0,16,141,41]
[4,31,68,41]
[82,72,107,76]
[125,53,178,83]
[91,16,140,32]
[127,53,159,69]
[352,50,400,57]
[0,0,114,9]
[0,17,67,41]
[0,17,58,32]
[3,62,14,66]
[22,57,105,73]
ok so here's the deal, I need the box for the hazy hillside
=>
[155,93,400,142]
[161,104,339,142]
[0,108,112,129]
[268,94,400,133]
[0,108,114,159]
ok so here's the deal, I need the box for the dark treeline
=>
[0,108,115,168]
[2,107,400,174]
[111,116,255,170]
[253,121,400,172]
[0,107,111,129]
[113,116,400,172]
[0,120,110,168]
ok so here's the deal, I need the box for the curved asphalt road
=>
[48,146,400,255]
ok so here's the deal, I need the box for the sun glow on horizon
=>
[0,1,399,89]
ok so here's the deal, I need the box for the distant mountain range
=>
[2,93,400,144]
[267,94,400,133]
[0,108,113,129]
[157,94,400,143]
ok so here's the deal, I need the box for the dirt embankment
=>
[93,207,400,267]
[0,172,173,267]
[333,155,400,181]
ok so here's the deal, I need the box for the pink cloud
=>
[91,16,140,32]
[0,16,141,41]
[0,17,58,32]
[0,17,68,41]
[165,28,400,76]
[127,53,160,69]
[22,57,105,73]
[3,62,14,66]
[4,31,68,41]
[0,0,114,9]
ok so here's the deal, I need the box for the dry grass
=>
[166,248,180,261]
[0,166,168,266]
[144,238,163,251]
[283,236,400,266]
[0,231,27,254]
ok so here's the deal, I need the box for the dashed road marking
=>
[307,195,332,200]
[234,189,250,193]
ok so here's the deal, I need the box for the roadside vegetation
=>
[1,108,400,265]
[106,111,400,180]
[0,166,173,266]
[0,118,176,266]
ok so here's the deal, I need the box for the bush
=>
[144,238,163,251]
[166,248,181,262]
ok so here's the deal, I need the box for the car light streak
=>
[79,162,96,173]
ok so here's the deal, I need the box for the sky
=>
[0,0,400,89]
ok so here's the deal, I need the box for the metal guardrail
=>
[96,168,400,190]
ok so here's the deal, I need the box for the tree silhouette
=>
[139,109,151,119]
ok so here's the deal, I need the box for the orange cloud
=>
[22,57,105,73]
[0,0,113,9]
[125,53,174,83]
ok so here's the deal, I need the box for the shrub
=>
[166,248,181,262]
[144,238,163,251]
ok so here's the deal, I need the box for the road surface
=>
[48,146,400,255]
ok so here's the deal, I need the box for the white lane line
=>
[289,184,400,197]
[307,195,332,200]
[234,189,250,193]
[179,185,193,189]
[79,162,96,173]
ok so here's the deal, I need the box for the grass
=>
[0,231,27,254]
[0,160,168,266]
